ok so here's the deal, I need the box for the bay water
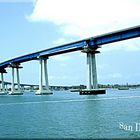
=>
[0,89,140,139]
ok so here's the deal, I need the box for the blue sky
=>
[0,0,140,86]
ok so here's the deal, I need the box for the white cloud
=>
[52,38,67,46]
[100,39,140,52]
[52,37,78,47]
[28,0,140,38]
[27,0,140,53]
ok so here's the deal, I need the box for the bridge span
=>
[0,25,140,95]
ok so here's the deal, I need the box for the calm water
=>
[0,88,140,139]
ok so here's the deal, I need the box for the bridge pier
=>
[0,73,7,95]
[0,69,7,95]
[87,53,98,89]
[36,57,52,95]
[5,83,8,92]
[20,85,24,92]
[9,64,23,95]
[30,86,34,92]
[80,47,106,95]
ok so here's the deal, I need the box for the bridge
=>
[0,81,72,93]
[0,25,140,95]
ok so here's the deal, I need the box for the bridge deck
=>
[0,25,140,69]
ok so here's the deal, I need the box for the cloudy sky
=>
[0,0,140,86]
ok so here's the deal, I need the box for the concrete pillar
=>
[0,83,1,91]
[21,86,24,92]
[44,58,49,90]
[87,52,98,89]
[11,67,15,92]
[87,53,92,89]
[16,68,20,91]
[91,53,98,89]
[39,58,43,92]
[5,84,8,92]
[79,47,106,95]
[36,57,52,95]
[0,73,7,95]
[1,73,5,92]
[9,65,23,95]
[30,86,33,92]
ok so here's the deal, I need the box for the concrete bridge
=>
[0,81,72,93]
[0,25,140,95]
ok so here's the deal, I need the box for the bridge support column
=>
[87,53,98,89]
[16,67,20,92]
[44,58,49,90]
[1,73,5,91]
[36,57,52,95]
[80,47,106,95]
[9,64,23,95]
[5,84,8,92]
[11,67,15,93]
[30,86,34,92]
[0,73,7,95]
[0,69,7,95]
